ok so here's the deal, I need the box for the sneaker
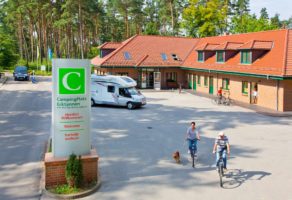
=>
[223,168,228,173]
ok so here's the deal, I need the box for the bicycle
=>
[189,139,199,168]
[217,151,225,187]
[212,96,232,106]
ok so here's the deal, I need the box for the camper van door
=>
[118,87,131,106]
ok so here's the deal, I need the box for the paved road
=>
[1,76,292,200]
[0,75,51,200]
[83,91,292,200]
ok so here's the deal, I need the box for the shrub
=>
[65,154,83,188]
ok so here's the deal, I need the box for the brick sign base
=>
[44,149,99,188]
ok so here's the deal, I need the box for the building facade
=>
[92,29,292,112]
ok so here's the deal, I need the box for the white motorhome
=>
[91,75,146,109]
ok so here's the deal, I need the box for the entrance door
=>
[154,72,161,90]
[209,76,214,94]
[147,72,154,88]
[188,74,192,89]
[193,75,196,91]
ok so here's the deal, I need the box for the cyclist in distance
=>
[185,122,200,157]
[217,87,223,102]
[213,131,230,171]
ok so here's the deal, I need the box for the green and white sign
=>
[52,59,91,158]
[58,68,85,95]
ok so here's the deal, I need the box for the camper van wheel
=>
[127,102,135,110]
[91,99,95,107]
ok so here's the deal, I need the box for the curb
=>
[42,178,101,199]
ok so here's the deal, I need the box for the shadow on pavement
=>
[222,169,271,189]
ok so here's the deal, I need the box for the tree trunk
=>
[78,0,84,59]
[125,9,129,39]
[18,15,24,60]
[169,0,175,35]
[42,14,48,61]
[29,17,34,62]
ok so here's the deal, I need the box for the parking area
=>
[81,90,292,200]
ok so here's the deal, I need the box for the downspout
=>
[216,73,219,93]
[276,80,279,111]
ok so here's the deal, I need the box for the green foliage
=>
[144,22,160,35]
[0,27,19,69]
[182,0,228,37]
[87,47,100,59]
[66,154,83,188]
[51,184,79,195]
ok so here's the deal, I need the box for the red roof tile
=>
[92,35,199,67]
[195,43,220,51]
[215,42,243,50]
[98,42,122,49]
[238,40,273,50]
[183,29,288,76]
[92,29,292,77]
[284,29,292,75]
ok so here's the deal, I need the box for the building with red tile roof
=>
[92,29,292,111]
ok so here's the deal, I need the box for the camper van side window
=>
[108,86,115,93]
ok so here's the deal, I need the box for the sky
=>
[250,0,292,20]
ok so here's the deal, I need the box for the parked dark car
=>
[13,66,29,81]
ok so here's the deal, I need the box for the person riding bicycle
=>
[185,122,200,157]
[217,87,223,103]
[212,131,230,171]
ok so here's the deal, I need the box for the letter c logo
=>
[62,72,81,91]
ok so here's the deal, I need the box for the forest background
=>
[0,0,291,71]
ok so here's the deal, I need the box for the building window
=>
[198,51,204,62]
[242,81,248,94]
[107,85,115,93]
[124,52,131,60]
[204,76,208,86]
[166,72,177,81]
[216,51,224,63]
[241,50,251,64]
[161,53,167,61]
[222,78,230,90]
[197,75,201,85]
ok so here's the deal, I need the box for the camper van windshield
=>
[126,87,139,95]
[121,77,134,83]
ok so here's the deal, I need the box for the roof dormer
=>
[238,40,273,64]
[98,42,122,58]
[195,43,220,62]
[214,42,244,62]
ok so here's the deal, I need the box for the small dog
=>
[172,151,181,164]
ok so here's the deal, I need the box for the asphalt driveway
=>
[84,90,292,200]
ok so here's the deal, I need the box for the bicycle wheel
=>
[224,98,231,106]
[190,149,195,168]
[211,98,219,105]
[218,163,223,187]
